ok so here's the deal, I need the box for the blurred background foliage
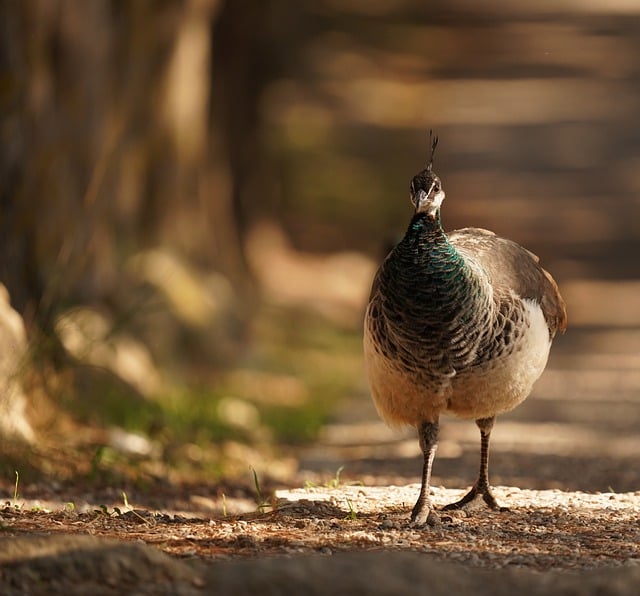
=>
[0,0,639,485]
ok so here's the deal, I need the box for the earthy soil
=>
[1,468,640,595]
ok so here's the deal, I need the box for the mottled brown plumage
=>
[363,140,566,525]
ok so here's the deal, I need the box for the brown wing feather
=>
[449,228,567,337]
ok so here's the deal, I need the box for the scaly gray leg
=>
[410,420,439,526]
[443,416,507,512]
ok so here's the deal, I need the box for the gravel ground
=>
[1,483,639,594]
[275,484,640,569]
[2,483,639,569]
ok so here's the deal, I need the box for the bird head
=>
[409,132,445,218]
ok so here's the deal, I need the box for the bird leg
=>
[410,420,439,526]
[443,416,506,512]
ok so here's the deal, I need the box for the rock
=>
[55,306,162,396]
[206,552,640,596]
[0,535,204,596]
[122,248,247,374]
[0,284,34,442]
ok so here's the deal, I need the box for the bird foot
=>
[410,508,440,528]
[442,484,509,513]
[410,500,441,527]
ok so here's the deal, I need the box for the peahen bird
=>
[363,134,567,526]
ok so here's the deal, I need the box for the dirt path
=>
[2,483,640,594]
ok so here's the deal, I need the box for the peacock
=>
[363,135,567,526]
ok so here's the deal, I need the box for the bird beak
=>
[414,189,428,212]
[414,185,445,217]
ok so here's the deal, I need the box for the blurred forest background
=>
[0,0,639,494]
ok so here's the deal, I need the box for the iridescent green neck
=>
[398,212,458,264]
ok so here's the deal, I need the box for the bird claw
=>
[410,495,442,527]
[409,508,441,528]
[442,485,508,513]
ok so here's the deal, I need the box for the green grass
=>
[251,466,271,512]
[345,497,357,521]
[13,470,20,506]
[158,388,251,444]
[56,303,363,479]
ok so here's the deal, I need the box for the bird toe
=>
[442,485,506,513]
[410,508,441,528]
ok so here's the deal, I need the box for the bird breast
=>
[367,260,493,382]
[445,297,552,420]
[364,287,552,426]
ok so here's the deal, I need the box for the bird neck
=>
[376,212,491,366]
[392,211,474,296]
[401,211,453,262]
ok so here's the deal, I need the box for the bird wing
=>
[449,227,567,337]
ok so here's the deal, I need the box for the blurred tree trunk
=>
[0,0,263,332]
[0,0,170,327]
